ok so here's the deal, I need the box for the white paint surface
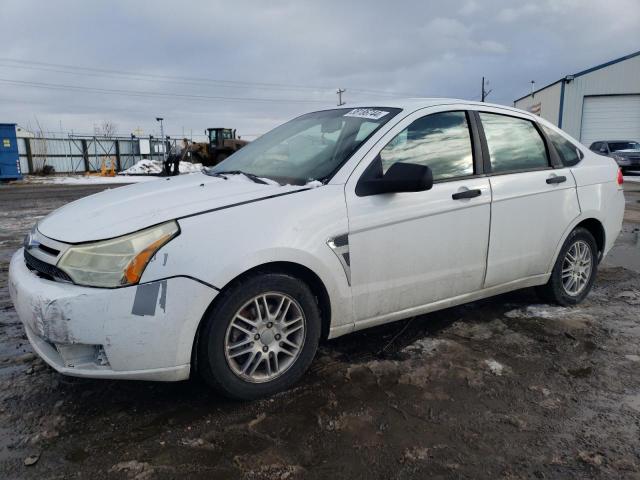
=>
[8,98,626,383]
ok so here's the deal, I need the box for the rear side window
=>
[379,111,474,181]
[541,125,582,166]
[479,113,549,173]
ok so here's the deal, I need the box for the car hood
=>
[37,173,306,243]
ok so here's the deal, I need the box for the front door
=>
[345,109,491,324]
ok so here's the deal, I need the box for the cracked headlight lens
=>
[57,221,179,287]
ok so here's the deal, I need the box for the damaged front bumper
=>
[8,249,217,381]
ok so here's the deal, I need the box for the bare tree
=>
[95,120,118,139]
[31,116,50,174]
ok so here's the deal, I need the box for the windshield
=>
[205,107,401,185]
[610,141,640,151]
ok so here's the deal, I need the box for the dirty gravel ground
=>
[0,181,639,479]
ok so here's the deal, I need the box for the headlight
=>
[57,221,179,287]
[612,154,629,164]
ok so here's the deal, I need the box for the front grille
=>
[24,249,72,282]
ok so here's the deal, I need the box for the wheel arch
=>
[575,218,605,259]
[190,261,332,375]
[548,215,606,274]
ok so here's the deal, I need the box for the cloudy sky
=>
[1,0,638,140]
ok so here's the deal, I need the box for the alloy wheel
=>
[224,292,306,383]
[561,240,593,296]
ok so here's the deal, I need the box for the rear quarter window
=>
[541,125,582,167]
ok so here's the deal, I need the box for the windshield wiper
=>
[208,170,268,184]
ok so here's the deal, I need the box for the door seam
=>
[481,178,493,288]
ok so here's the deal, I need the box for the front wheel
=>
[536,227,598,306]
[197,273,321,400]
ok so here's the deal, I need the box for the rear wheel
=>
[536,227,598,306]
[197,273,321,400]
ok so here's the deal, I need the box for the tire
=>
[536,227,598,306]
[197,273,321,400]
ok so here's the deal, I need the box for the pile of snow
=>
[21,175,160,185]
[119,159,203,176]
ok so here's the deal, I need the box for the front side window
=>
[207,107,400,185]
[541,125,582,167]
[479,113,549,173]
[378,111,474,181]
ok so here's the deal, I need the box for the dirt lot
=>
[1,181,639,479]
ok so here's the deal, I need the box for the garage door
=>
[580,95,640,146]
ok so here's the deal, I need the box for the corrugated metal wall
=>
[562,54,640,141]
[514,53,640,143]
[514,81,562,125]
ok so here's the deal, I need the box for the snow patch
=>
[504,304,576,319]
[623,172,640,183]
[402,337,445,355]
[305,180,324,188]
[484,359,505,376]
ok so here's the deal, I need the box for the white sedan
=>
[9,99,624,400]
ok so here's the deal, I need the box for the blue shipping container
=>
[0,123,22,180]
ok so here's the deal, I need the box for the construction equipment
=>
[190,128,248,167]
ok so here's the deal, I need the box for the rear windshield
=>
[206,107,401,185]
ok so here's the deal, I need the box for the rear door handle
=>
[546,175,567,184]
[452,189,482,200]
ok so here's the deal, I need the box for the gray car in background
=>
[590,140,640,173]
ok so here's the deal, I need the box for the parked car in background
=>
[590,140,640,172]
[9,99,625,400]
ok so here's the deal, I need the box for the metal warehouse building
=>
[514,50,640,147]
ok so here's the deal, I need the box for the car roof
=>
[599,140,639,143]
[315,98,531,117]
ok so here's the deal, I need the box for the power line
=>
[0,58,420,98]
[0,78,329,105]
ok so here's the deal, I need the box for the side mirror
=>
[356,162,433,196]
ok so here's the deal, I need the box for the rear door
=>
[345,108,491,323]
[475,109,580,287]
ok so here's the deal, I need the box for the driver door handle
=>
[452,189,482,200]
[546,175,567,184]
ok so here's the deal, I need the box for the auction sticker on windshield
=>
[344,108,390,120]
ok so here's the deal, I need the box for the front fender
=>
[141,186,354,331]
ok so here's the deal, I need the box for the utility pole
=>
[156,117,165,162]
[481,77,492,102]
[336,88,346,106]
[530,80,536,95]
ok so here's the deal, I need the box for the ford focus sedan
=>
[9,99,625,400]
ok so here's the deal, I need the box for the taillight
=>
[617,168,624,186]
